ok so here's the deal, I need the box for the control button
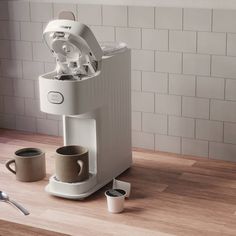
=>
[47,91,64,104]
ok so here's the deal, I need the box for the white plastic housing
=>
[39,19,132,199]
[40,49,132,199]
[43,19,103,62]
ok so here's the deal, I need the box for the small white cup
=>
[105,189,126,213]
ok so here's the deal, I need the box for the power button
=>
[47,91,64,104]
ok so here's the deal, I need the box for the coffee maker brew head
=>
[43,19,103,79]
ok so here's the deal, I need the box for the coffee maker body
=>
[39,19,132,199]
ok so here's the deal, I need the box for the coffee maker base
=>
[45,173,102,199]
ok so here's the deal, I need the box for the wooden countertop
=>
[1,129,236,236]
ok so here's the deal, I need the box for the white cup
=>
[105,189,126,213]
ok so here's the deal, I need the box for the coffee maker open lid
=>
[43,19,103,62]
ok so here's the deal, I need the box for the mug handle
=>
[5,159,16,175]
[77,160,84,177]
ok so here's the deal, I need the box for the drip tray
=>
[45,173,97,199]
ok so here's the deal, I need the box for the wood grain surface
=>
[0,129,236,236]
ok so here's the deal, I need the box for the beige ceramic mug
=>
[5,148,46,182]
[55,145,89,183]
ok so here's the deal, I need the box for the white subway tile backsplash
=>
[227,34,236,56]
[132,111,141,131]
[0,22,20,40]
[226,79,236,101]
[37,118,59,136]
[142,112,167,134]
[44,63,55,73]
[4,97,24,115]
[209,142,236,162]
[34,80,39,99]
[211,100,236,122]
[10,41,32,61]
[182,97,209,119]
[142,29,168,51]
[0,60,22,79]
[183,53,210,76]
[155,94,181,115]
[0,1,9,20]
[132,50,154,71]
[16,115,36,132]
[196,119,223,142]
[103,5,127,27]
[30,2,53,22]
[46,114,61,121]
[155,7,182,30]
[132,131,154,150]
[0,78,14,96]
[128,6,154,28]
[224,122,236,144]
[131,70,141,91]
[0,40,10,59]
[0,114,15,129]
[213,10,236,33]
[132,91,154,112]
[23,61,44,80]
[197,32,226,55]
[212,55,236,79]
[155,51,182,73]
[169,31,196,53]
[169,74,195,96]
[20,22,43,42]
[90,26,114,42]
[58,120,63,137]
[116,28,141,49]
[25,99,45,119]
[0,97,3,112]
[197,77,224,99]
[1,4,236,161]
[0,22,9,40]
[155,134,181,154]
[8,22,20,40]
[33,42,54,62]
[14,79,34,98]
[77,5,101,25]
[53,3,77,19]
[8,1,30,21]
[169,116,195,138]
[182,138,208,158]
[142,72,168,93]
[183,8,211,31]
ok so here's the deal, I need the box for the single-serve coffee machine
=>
[39,19,132,199]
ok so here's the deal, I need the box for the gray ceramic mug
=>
[5,148,46,182]
[55,145,89,183]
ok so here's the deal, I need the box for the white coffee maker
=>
[39,19,132,199]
